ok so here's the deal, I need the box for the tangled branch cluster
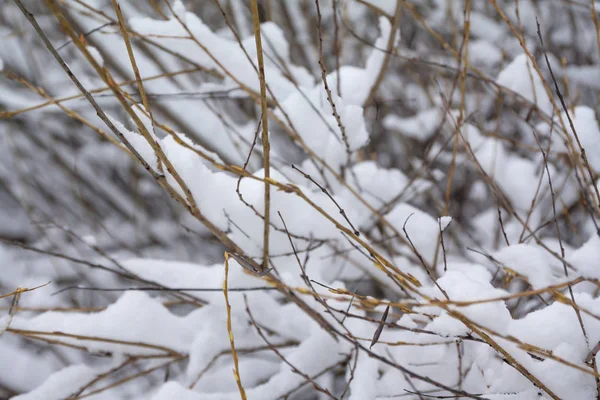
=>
[1,0,600,399]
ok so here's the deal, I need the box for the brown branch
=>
[250,0,272,273]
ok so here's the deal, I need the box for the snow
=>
[167,329,344,400]
[468,39,503,66]
[85,46,103,67]
[358,0,397,16]
[438,216,452,231]
[497,54,553,115]
[348,356,379,400]
[426,312,470,337]
[569,234,600,280]
[336,161,413,227]
[387,203,440,265]
[558,106,600,173]
[426,269,512,334]
[0,337,59,393]
[494,293,600,399]
[193,357,280,394]
[507,295,598,357]
[458,121,576,214]
[12,365,98,400]
[153,382,202,400]
[335,17,400,106]
[493,244,564,288]
[172,0,186,21]
[129,9,306,101]
[275,86,369,168]
[566,65,600,90]
[470,12,505,42]
[11,291,200,355]
[0,315,10,336]
[383,108,444,141]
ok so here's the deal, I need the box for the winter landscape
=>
[1,0,600,399]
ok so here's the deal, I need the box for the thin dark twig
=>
[56,22,115,51]
[536,18,600,210]
[278,211,348,335]
[533,129,590,355]
[339,345,358,399]
[497,207,510,247]
[341,277,365,324]
[13,0,164,181]
[292,164,360,235]
[402,214,448,299]
[438,219,449,273]
[52,286,278,296]
[244,295,338,400]
[314,0,352,171]
[0,238,132,279]
[403,389,484,399]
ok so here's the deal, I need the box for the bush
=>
[1,0,600,399]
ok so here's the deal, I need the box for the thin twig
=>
[223,253,247,400]
[250,0,272,273]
